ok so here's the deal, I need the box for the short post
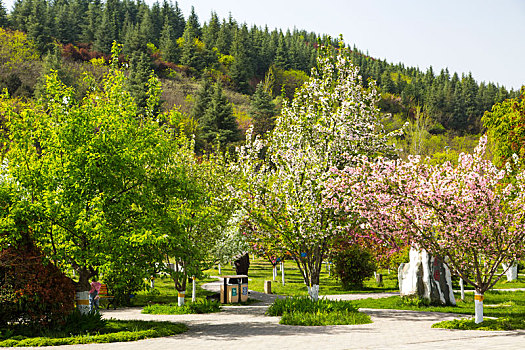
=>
[264,280,272,294]
[460,278,465,300]
[281,261,285,286]
[192,276,196,302]
[375,273,383,286]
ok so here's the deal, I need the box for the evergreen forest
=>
[0,0,520,155]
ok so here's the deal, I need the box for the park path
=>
[10,280,525,350]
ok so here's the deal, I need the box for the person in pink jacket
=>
[89,278,102,312]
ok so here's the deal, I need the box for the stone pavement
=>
[10,281,525,350]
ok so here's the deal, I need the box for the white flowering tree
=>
[232,43,397,299]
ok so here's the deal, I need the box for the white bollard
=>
[178,291,185,306]
[192,276,196,302]
[281,261,285,286]
[474,291,484,324]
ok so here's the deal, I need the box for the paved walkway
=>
[11,281,525,350]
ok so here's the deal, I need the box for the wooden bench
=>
[98,284,116,310]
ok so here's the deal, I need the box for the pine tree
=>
[180,21,204,71]
[250,82,276,136]
[127,51,153,115]
[171,1,185,38]
[191,78,212,119]
[94,6,118,53]
[230,24,253,93]
[81,0,102,43]
[202,11,220,49]
[0,0,8,28]
[273,32,289,69]
[159,18,178,63]
[187,6,201,38]
[200,82,240,146]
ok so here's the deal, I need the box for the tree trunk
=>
[474,290,484,323]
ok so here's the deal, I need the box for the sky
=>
[4,0,524,90]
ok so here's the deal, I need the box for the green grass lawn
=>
[0,320,187,347]
[204,258,398,297]
[132,276,218,307]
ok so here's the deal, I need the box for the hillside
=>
[0,0,518,157]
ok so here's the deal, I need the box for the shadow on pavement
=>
[181,321,376,340]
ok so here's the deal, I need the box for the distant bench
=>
[98,284,116,310]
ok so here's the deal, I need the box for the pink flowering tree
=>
[231,42,398,300]
[326,136,525,322]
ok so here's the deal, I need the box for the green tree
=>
[0,0,8,28]
[249,82,276,136]
[191,77,212,118]
[200,82,240,146]
[230,24,253,93]
[202,11,220,49]
[186,6,201,38]
[482,87,525,168]
[0,47,171,292]
[127,51,155,116]
[159,18,178,63]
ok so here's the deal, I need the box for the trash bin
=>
[220,275,248,304]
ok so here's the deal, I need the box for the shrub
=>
[432,317,525,331]
[267,297,371,326]
[329,243,376,290]
[0,241,75,329]
[142,299,221,315]
[267,297,358,316]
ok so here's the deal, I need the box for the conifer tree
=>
[127,51,154,115]
[180,21,204,71]
[200,82,240,146]
[81,0,102,43]
[191,78,212,119]
[159,19,178,63]
[250,82,276,136]
[230,24,253,93]
[202,11,220,49]
[273,32,289,69]
[187,6,201,38]
[171,1,185,38]
[0,0,8,28]
[94,7,118,53]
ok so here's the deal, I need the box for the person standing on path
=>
[89,277,102,312]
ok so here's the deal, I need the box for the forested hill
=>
[0,0,518,136]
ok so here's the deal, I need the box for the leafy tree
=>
[233,43,396,300]
[482,87,525,168]
[200,82,240,146]
[0,46,173,292]
[249,82,276,136]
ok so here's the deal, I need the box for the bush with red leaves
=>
[0,242,75,328]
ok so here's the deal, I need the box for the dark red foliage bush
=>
[0,242,75,328]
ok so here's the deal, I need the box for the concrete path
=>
[10,281,525,350]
